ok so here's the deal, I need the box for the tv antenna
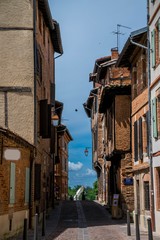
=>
[113,24,131,51]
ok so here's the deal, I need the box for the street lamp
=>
[84,147,89,156]
[84,147,91,157]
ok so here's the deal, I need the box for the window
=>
[142,53,147,88]
[34,164,41,200]
[134,117,144,162]
[151,30,156,68]
[10,162,15,204]
[151,19,160,68]
[155,167,160,210]
[25,168,30,203]
[107,106,112,140]
[155,19,160,65]
[152,97,158,138]
[134,121,138,162]
[36,49,42,83]
[144,181,150,210]
[132,66,137,99]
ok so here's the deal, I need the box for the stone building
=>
[0,0,63,237]
[117,27,150,228]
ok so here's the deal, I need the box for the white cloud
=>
[85,168,96,176]
[69,161,83,171]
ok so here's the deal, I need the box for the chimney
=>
[111,47,119,60]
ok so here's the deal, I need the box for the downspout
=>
[54,53,63,60]
[33,0,37,146]
[147,0,155,231]
[130,37,148,50]
[28,0,37,229]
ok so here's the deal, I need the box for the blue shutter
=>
[10,162,15,204]
[151,30,156,68]
[25,168,30,203]
[152,98,158,138]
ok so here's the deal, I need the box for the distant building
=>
[0,0,63,237]
[55,125,73,201]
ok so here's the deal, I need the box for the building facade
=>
[84,49,134,215]
[149,0,160,234]
[117,27,150,229]
[0,0,63,237]
[55,125,72,201]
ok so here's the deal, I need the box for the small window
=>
[144,181,150,210]
[36,49,42,83]
[155,167,160,210]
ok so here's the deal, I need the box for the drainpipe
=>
[147,0,155,231]
[28,0,37,229]
[54,53,63,60]
[33,0,37,146]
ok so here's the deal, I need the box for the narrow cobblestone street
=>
[44,200,160,240]
[10,200,160,240]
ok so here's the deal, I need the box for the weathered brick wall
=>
[120,153,134,212]
[0,132,32,237]
[115,95,131,151]
[132,88,148,117]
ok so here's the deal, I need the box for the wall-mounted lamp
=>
[52,114,59,126]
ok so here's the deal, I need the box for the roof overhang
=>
[83,87,99,118]
[99,84,131,113]
[38,0,63,54]
[116,27,147,68]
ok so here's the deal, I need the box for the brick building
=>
[84,49,134,215]
[0,128,34,238]
[55,125,73,201]
[149,0,160,234]
[117,27,150,228]
[0,0,63,237]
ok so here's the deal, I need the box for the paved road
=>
[45,200,160,240]
[10,200,160,240]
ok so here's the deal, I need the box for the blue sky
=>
[48,0,147,188]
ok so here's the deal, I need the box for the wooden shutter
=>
[25,168,30,203]
[50,83,55,106]
[48,104,51,138]
[144,182,150,210]
[139,117,143,160]
[152,98,158,138]
[151,30,156,68]
[10,162,15,204]
[40,100,51,138]
[134,121,138,162]
[34,164,41,200]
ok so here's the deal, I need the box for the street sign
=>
[4,148,21,160]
